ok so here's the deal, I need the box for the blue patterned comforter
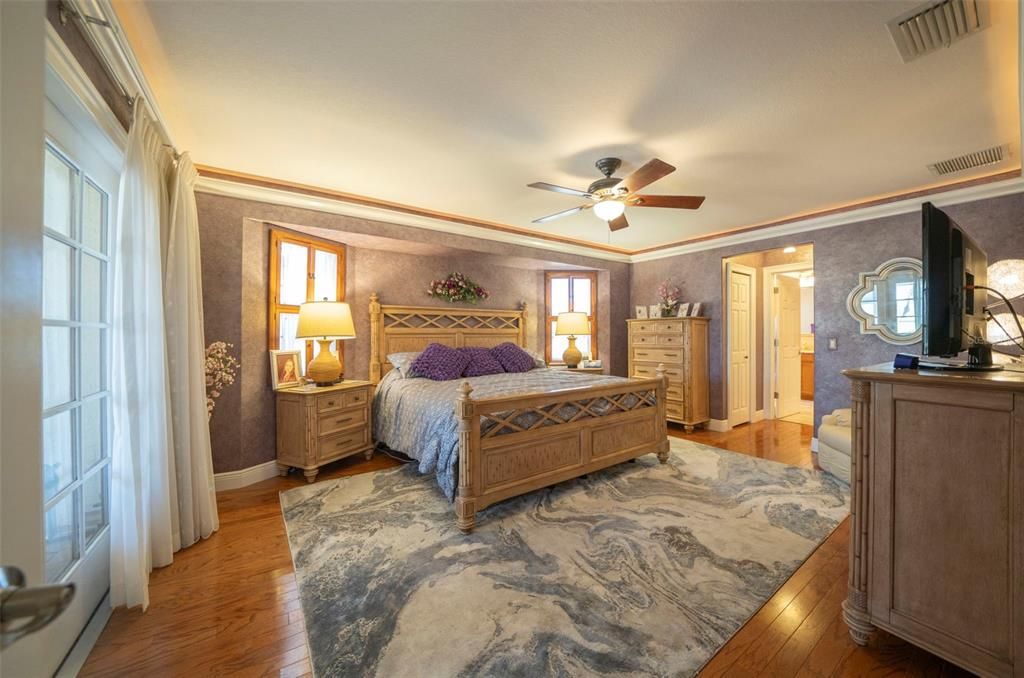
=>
[372,368,631,501]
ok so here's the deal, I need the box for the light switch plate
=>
[828,337,839,350]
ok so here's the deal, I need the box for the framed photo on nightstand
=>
[270,349,304,389]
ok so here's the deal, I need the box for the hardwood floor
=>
[81,420,967,677]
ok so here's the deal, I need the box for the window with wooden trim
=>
[268,228,346,371]
[545,271,598,364]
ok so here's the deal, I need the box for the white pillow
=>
[387,352,421,378]
[525,348,547,368]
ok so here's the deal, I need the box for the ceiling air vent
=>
[928,145,1007,176]
[887,0,986,63]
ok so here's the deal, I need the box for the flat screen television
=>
[921,202,993,365]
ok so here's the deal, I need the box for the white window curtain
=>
[164,152,219,547]
[110,103,218,610]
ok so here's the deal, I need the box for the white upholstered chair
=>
[817,408,851,484]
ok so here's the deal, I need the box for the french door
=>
[0,51,121,674]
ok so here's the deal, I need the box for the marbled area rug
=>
[280,438,848,677]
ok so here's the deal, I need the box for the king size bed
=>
[369,293,670,532]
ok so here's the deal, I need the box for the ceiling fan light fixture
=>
[593,199,625,221]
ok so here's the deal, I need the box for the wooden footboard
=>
[454,365,669,532]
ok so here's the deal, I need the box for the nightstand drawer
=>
[632,347,683,364]
[343,389,368,407]
[318,407,367,437]
[318,428,369,459]
[666,400,684,420]
[317,392,347,413]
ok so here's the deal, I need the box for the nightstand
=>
[551,365,606,374]
[275,380,374,483]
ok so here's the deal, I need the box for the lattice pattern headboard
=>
[369,293,528,383]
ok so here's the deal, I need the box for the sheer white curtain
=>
[110,104,218,610]
[164,152,219,547]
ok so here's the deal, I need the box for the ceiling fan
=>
[527,157,705,231]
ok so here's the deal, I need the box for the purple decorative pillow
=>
[459,347,505,377]
[409,343,470,381]
[490,342,536,373]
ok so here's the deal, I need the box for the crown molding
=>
[194,175,634,264]
[630,171,1024,262]
[196,167,1024,265]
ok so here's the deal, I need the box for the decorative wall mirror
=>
[846,257,924,345]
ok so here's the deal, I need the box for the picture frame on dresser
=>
[270,349,304,389]
[635,305,648,319]
[689,302,703,317]
[676,303,690,317]
[648,304,661,319]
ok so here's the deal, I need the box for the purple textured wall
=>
[197,192,631,472]
[631,192,1024,430]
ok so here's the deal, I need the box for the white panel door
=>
[776,274,802,418]
[727,265,754,426]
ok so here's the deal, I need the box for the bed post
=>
[518,301,527,348]
[655,363,670,463]
[455,380,477,533]
[369,292,382,384]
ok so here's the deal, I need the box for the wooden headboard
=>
[369,293,528,384]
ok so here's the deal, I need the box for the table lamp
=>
[556,312,590,369]
[296,300,356,385]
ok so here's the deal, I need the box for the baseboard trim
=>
[214,460,280,492]
[55,592,111,678]
[707,418,731,433]
[752,409,765,423]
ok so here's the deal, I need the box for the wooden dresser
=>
[275,380,374,483]
[842,365,1024,677]
[626,317,710,431]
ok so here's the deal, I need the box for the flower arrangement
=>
[205,341,240,419]
[657,279,682,316]
[427,272,490,304]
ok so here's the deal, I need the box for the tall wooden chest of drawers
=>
[275,380,374,483]
[627,317,710,431]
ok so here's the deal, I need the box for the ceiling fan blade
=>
[608,213,629,231]
[615,158,676,195]
[527,182,593,199]
[532,204,590,224]
[630,194,705,209]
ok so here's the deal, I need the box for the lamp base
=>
[307,339,342,386]
[562,336,582,369]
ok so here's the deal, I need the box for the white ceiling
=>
[115,0,1020,251]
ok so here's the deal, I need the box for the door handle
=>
[0,566,75,648]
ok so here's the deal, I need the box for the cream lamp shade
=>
[296,300,356,340]
[555,312,590,369]
[555,312,590,337]
[296,300,356,385]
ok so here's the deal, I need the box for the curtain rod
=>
[58,0,134,109]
